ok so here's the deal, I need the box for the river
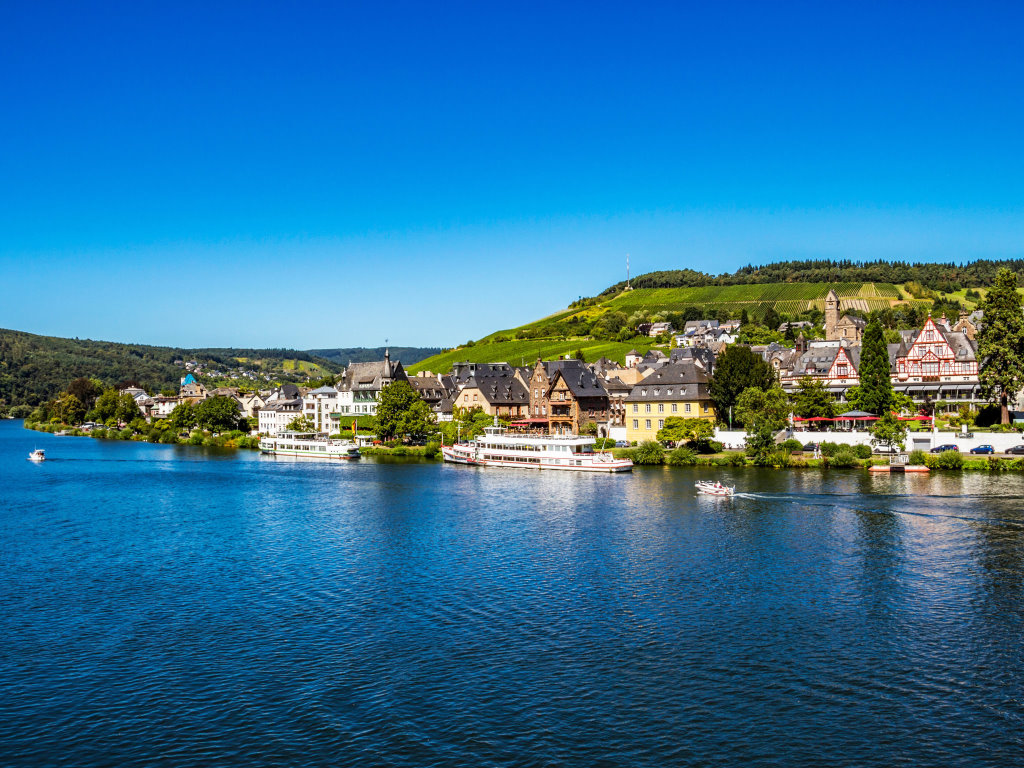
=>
[1,419,1023,766]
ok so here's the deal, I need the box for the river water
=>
[1,419,1023,766]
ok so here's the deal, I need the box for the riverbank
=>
[25,420,260,449]
[24,421,1024,471]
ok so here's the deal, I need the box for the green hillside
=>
[409,281,918,373]
[410,339,668,374]
[0,328,344,406]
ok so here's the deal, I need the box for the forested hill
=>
[308,346,442,366]
[0,328,339,406]
[597,259,1024,298]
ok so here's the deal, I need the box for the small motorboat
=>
[695,480,734,496]
[28,449,45,462]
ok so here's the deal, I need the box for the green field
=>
[410,339,667,374]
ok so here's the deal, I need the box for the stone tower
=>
[824,288,840,341]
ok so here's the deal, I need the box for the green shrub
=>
[722,451,747,466]
[633,441,666,465]
[908,449,928,466]
[987,457,1006,472]
[593,438,616,450]
[666,446,697,466]
[853,444,872,459]
[424,441,441,459]
[819,441,841,457]
[390,446,407,456]
[765,450,793,468]
[828,448,859,468]
[781,439,804,452]
[705,440,724,454]
[159,432,179,444]
[930,450,964,470]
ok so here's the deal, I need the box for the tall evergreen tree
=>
[709,345,776,426]
[856,318,894,415]
[978,268,1024,424]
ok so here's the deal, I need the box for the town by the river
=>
[2,418,1023,767]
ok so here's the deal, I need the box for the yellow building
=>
[624,361,716,443]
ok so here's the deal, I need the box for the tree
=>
[168,401,196,431]
[855,318,895,415]
[66,378,101,409]
[791,377,837,419]
[709,346,776,426]
[115,393,141,423]
[52,393,86,425]
[978,268,1024,424]
[92,388,121,422]
[735,385,790,464]
[871,411,908,453]
[194,395,242,432]
[285,415,316,432]
[376,381,436,440]
[657,417,714,446]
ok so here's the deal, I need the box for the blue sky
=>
[1,1,1022,349]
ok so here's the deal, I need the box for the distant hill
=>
[307,346,442,366]
[0,328,341,406]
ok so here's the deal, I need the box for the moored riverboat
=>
[442,421,632,472]
[259,431,360,460]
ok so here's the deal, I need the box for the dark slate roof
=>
[840,315,868,328]
[602,376,633,394]
[476,375,529,405]
[625,362,711,402]
[548,367,608,399]
[340,359,407,391]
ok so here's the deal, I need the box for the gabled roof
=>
[625,361,711,401]
[547,367,608,399]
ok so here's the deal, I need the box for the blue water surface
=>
[1,420,1023,766]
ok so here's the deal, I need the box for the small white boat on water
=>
[28,449,45,462]
[695,480,734,496]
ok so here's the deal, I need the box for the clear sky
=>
[1,1,1022,349]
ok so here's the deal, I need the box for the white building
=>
[257,399,303,436]
[302,385,343,434]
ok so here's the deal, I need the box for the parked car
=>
[969,445,995,455]
[615,440,630,448]
[802,442,817,452]
[930,444,960,453]
[872,443,900,454]
[1006,445,1024,455]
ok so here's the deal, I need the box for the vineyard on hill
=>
[409,281,922,372]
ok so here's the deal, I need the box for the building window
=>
[658,404,664,413]
[645,419,651,429]
[632,404,638,413]
[671,403,677,413]
[685,403,691,413]
[633,419,638,429]
[658,419,664,428]
[645,404,651,413]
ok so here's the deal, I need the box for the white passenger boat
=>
[28,449,45,462]
[695,480,734,496]
[259,431,360,460]
[442,420,632,472]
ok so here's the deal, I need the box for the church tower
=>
[824,288,840,341]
